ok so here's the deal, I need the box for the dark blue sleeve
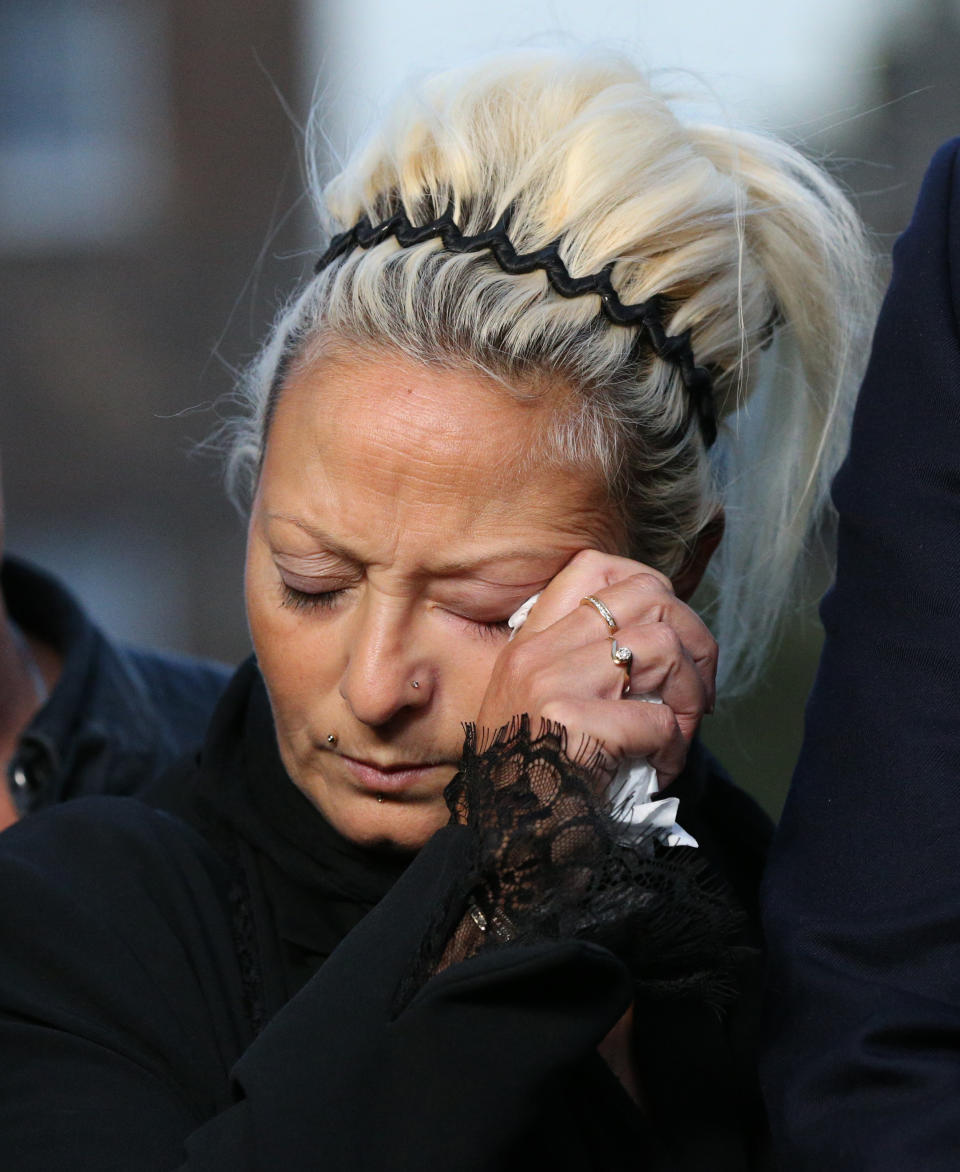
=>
[761,138,960,1167]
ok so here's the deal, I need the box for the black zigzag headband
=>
[315,205,717,447]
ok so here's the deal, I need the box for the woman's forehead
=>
[266,349,574,486]
[257,350,620,564]
[280,346,543,435]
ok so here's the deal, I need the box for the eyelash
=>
[279,584,345,612]
[468,616,513,640]
[278,582,512,637]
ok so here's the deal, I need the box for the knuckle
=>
[643,701,678,743]
[499,640,560,705]
[505,636,539,674]
[700,629,718,659]
[628,569,673,596]
[569,548,624,589]
[656,701,679,736]
[539,699,572,729]
[568,548,606,575]
[700,638,719,673]
[642,621,682,661]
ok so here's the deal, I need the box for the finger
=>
[523,618,709,734]
[615,621,709,739]
[515,549,672,635]
[506,638,642,706]
[585,578,717,711]
[538,696,688,788]
[532,571,717,712]
[485,621,707,751]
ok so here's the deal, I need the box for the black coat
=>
[2,555,229,813]
[761,138,960,1167]
[0,659,771,1170]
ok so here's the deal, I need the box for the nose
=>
[338,595,432,727]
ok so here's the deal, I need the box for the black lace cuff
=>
[400,717,746,1012]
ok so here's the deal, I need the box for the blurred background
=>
[2,0,958,814]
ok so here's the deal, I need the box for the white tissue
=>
[506,593,698,850]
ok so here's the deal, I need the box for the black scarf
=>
[154,657,413,1006]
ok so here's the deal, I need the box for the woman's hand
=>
[475,549,717,788]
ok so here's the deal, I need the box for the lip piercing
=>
[411,680,420,689]
[326,734,337,745]
[377,794,384,803]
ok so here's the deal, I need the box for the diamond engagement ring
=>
[580,595,618,632]
[610,637,633,695]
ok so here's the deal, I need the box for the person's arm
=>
[1,706,758,1172]
[761,137,960,1167]
[0,796,639,1172]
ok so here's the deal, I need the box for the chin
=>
[326,792,452,854]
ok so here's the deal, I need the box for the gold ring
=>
[610,638,633,695]
[580,595,618,632]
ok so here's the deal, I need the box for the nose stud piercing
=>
[411,680,420,689]
[326,734,337,745]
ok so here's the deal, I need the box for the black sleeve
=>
[0,799,250,1171]
[0,798,635,1172]
[761,137,960,1168]
[414,719,748,1011]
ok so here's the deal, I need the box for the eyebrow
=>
[267,512,570,578]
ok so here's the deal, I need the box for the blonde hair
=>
[226,50,875,694]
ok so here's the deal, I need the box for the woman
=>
[0,51,871,1169]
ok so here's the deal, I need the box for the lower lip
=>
[340,755,444,794]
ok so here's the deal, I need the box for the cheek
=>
[435,631,505,722]
[245,532,509,730]
[244,538,284,666]
[244,540,341,722]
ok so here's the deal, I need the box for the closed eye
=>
[474,618,512,640]
[279,583,348,612]
[445,610,512,640]
[278,582,512,636]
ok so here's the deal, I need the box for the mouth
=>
[338,754,451,795]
